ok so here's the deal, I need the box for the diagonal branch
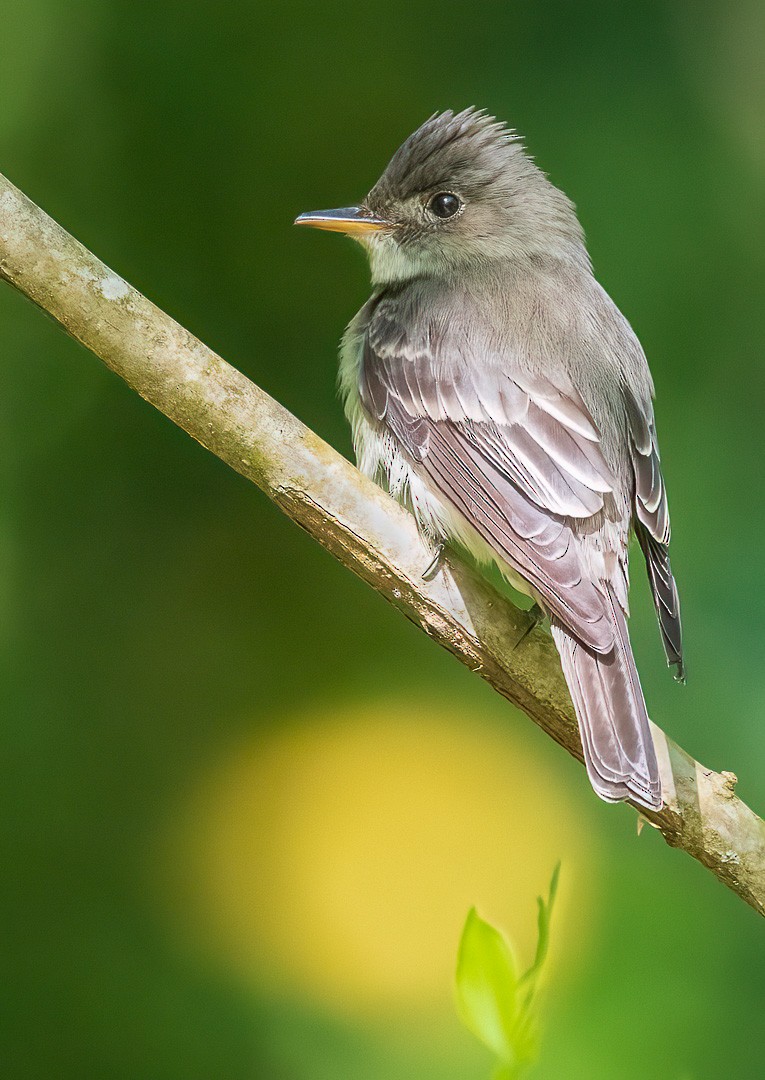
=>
[1,170,763,917]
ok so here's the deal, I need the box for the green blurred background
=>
[2,2,765,1077]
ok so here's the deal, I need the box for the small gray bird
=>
[295,108,683,811]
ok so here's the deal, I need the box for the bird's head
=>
[295,108,588,284]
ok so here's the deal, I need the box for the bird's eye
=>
[429,192,462,219]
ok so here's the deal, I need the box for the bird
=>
[295,108,684,811]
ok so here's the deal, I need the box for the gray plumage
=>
[299,108,684,811]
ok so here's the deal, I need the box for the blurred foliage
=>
[455,866,560,1079]
[2,1,765,1078]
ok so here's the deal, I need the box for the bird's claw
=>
[422,543,445,581]
[513,602,545,650]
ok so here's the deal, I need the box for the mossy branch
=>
[1,171,764,917]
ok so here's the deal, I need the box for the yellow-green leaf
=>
[519,861,560,998]
[455,907,519,1061]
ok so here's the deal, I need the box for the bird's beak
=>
[294,206,388,236]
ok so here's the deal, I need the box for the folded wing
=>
[361,299,619,652]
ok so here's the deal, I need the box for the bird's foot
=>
[513,602,545,650]
[422,543,445,582]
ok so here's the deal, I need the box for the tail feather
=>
[551,588,662,811]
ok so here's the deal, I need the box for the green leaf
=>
[456,866,561,1078]
[455,907,520,1062]
[507,1001,539,1065]
[492,1063,523,1080]
[518,861,560,998]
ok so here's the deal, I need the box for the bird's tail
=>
[550,588,662,811]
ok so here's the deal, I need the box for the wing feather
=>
[360,313,620,651]
[624,385,670,545]
[625,387,684,676]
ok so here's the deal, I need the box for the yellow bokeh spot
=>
[159,697,598,1023]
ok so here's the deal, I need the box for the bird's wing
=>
[625,387,685,677]
[360,297,620,653]
[624,385,669,545]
